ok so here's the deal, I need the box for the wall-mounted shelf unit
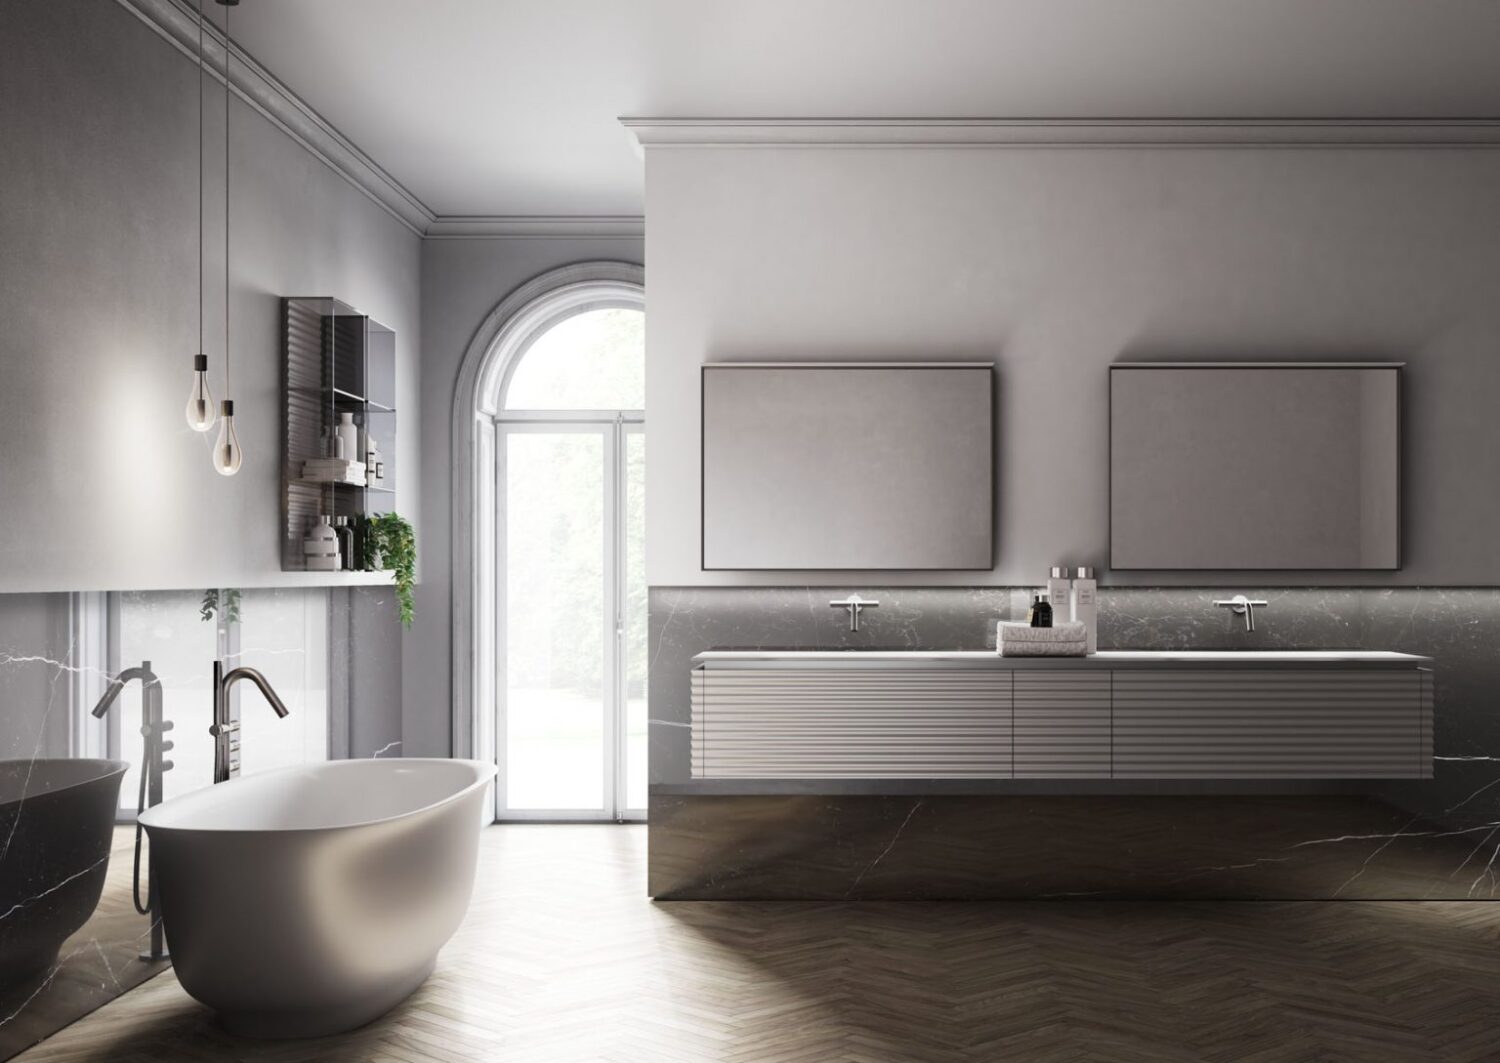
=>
[282,296,398,571]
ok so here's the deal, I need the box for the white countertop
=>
[693,649,1432,665]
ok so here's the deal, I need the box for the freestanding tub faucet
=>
[210,660,290,785]
[92,661,173,960]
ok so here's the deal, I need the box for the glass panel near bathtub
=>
[112,589,329,803]
[0,589,332,1060]
[232,590,329,776]
[113,590,218,809]
[0,592,165,1059]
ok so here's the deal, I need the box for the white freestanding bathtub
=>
[138,758,494,1038]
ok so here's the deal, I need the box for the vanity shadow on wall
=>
[643,359,1495,901]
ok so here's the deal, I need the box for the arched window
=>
[453,262,645,822]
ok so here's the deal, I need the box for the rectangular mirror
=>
[1110,363,1401,571]
[702,363,994,570]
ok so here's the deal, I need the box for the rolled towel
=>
[997,620,1088,657]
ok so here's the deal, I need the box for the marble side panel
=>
[648,793,1496,901]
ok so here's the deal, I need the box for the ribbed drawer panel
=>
[1013,671,1111,778]
[692,667,1011,778]
[1112,670,1426,778]
[1419,668,1434,777]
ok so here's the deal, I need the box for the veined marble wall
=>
[647,586,1500,899]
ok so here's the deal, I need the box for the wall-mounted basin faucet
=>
[830,594,879,632]
[1214,594,1269,632]
[210,659,290,784]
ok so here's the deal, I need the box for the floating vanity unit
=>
[690,650,1434,781]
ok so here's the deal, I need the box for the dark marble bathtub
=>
[0,759,127,989]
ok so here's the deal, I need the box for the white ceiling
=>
[222,0,1500,217]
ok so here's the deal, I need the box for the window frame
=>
[450,263,645,792]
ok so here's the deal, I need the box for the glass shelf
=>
[290,386,397,414]
[296,480,394,493]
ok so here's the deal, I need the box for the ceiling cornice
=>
[425,216,645,239]
[115,0,643,240]
[116,0,433,234]
[621,117,1500,149]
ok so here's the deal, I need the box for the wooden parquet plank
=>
[16,824,1500,1062]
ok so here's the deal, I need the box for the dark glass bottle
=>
[333,516,356,571]
[1027,593,1053,628]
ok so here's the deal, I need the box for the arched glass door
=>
[496,306,645,820]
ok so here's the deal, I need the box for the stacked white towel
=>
[997,620,1089,657]
[302,458,367,486]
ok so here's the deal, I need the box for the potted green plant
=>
[360,513,416,627]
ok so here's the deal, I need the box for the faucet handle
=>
[830,594,879,632]
[1214,594,1269,632]
[1213,595,1269,610]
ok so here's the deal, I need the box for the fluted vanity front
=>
[691,650,1433,780]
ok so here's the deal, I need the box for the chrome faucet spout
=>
[211,660,291,784]
[222,666,291,718]
[91,664,157,717]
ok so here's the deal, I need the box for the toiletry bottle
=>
[1027,592,1053,628]
[303,515,339,571]
[333,516,355,570]
[337,412,359,467]
[366,438,383,487]
[1047,566,1073,623]
[1072,566,1098,654]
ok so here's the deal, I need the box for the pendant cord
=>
[223,0,231,401]
[196,0,203,362]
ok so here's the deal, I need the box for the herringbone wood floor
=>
[18,825,1500,1062]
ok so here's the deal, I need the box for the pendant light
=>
[212,0,242,476]
[185,0,215,432]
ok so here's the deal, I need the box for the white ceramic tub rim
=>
[138,758,494,835]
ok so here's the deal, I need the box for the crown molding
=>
[425,215,646,239]
[621,117,1500,149]
[116,0,650,240]
[116,0,435,235]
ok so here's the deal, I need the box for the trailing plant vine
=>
[361,512,416,628]
[200,588,241,624]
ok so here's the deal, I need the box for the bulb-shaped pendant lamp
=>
[213,0,241,474]
[213,399,242,476]
[186,354,214,430]
[185,0,215,432]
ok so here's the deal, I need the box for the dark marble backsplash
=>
[648,586,1500,814]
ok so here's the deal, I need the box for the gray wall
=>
[0,0,421,593]
[408,236,644,755]
[643,144,1500,587]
